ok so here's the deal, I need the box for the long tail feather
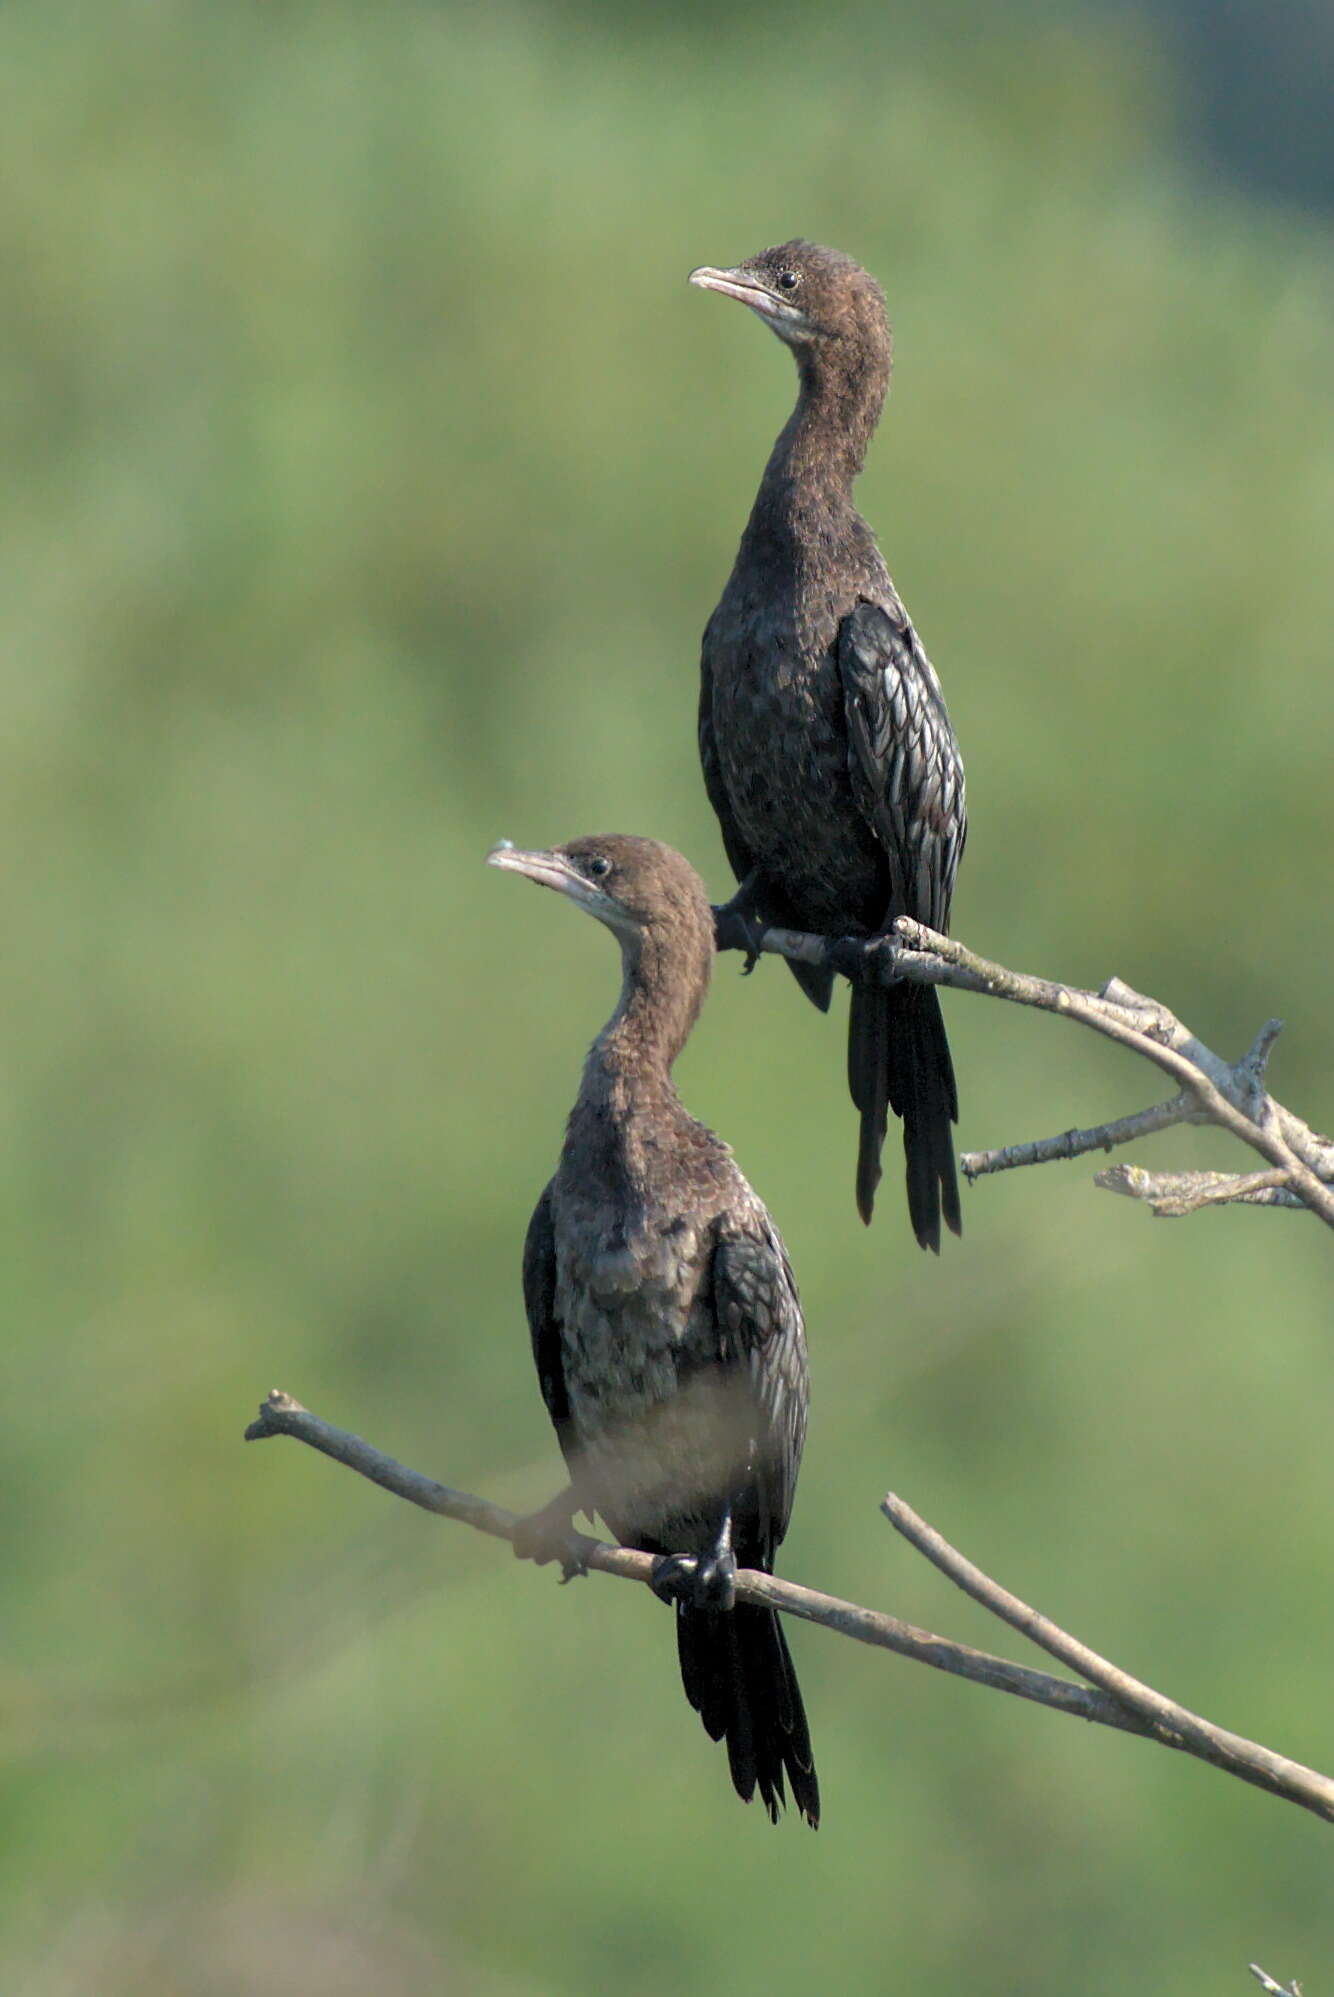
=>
[848,980,960,1249]
[676,1603,819,1827]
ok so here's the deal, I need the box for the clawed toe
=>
[554,1537,594,1583]
[713,906,768,967]
[829,934,895,984]
[512,1506,595,1583]
[712,875,770,971]
[650,1548,736,1611]
[650,1552,699,1604]
[694,1545,737,1611]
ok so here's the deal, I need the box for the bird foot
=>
[650,1547,737,1612]
[830,933,900,985]
[512,1500,596,1584]
[711,880,769,974]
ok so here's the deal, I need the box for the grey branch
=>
[714,912,1334,1228]
[1249,1968,1304,1997]
[247,1390,1334,1826]
[961,1092,1204,1179]
[1096,1164,1307,1216]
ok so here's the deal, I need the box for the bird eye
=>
[776,270,799,291]
[585,854,612,879]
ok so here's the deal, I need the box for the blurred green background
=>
[4,2,1332,1991]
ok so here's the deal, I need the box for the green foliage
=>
[3,3,1331,1991]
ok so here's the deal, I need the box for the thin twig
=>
[715,913,1334,1227]
[246,1391,1334,1826]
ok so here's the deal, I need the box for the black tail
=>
[675,1601,819,1826]
[848,979,960,1249]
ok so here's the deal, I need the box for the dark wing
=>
[521,1184,577,1476]
[710,1213,810,1561]
[699,627,759,890]
[838,598,967,932]
[702,625,836,1011]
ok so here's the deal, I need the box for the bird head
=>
[689,239,888,356]
[488,835,716,970]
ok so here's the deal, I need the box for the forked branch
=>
[246,1390,1334,1825]
[714,911,1334,1228]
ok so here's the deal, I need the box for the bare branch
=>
[881,1492,1334,1820]
[961,1093,1202,1181]
[715,913,1334,1227]
[1249,1967,1304,1997]
[1096,1164,1307,1216]
[247,1391,1334,1826]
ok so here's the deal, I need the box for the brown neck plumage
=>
[745,324,891,552]
[580,915,714,1117]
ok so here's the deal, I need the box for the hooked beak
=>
[487,841,610,918]
[688,263,802,333]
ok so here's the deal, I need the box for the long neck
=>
[746,334,890,547]
[577,928,711,1126]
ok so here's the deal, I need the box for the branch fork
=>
[712,911,1334,1227]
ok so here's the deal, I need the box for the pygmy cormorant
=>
[489,833,819,1825]
[692,240,967,1250]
